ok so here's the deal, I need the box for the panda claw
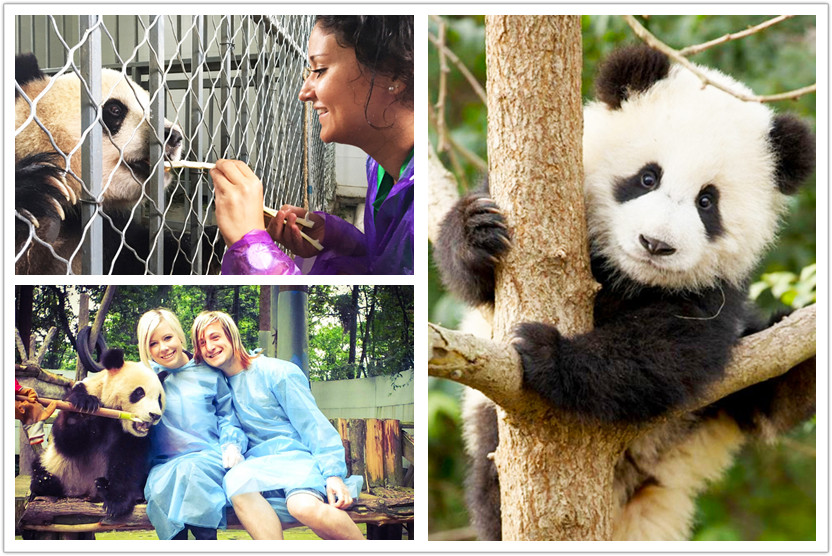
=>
[45,174,73,204]
[19,209,40,229]
[46,197,66,220]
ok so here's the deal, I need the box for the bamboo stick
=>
[16,395,146,423]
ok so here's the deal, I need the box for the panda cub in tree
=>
[15,53,184,275]
[31,349,166,519]
[435,45,816,540]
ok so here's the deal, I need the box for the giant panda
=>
[14,53,185,275]
[30,348,166,519]
[434,45,816,540]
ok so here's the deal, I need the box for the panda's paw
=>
[94,477,110,495]
[65,385,101,414]
[513,322,562,396]
[16,154,77,243]
[103,497,136,521]
[435,192,511,305]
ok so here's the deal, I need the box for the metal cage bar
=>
[79,15,103,275]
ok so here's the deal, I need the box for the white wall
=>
[311,370,414,423]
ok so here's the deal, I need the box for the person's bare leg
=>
[286,493,363,539]
[231,492,284,540]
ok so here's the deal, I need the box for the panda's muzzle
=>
[130,411,162,436]
[124,125,183,182]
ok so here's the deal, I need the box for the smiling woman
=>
[137,308,247,541]
[211,15,415,276]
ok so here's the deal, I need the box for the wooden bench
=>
[16,418,414,540]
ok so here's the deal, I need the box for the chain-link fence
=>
[15,15,336,275]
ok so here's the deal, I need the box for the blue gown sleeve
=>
[214,374,248,453]
[271,363,347,480]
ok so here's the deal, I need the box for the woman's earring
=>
[389,85,397,92]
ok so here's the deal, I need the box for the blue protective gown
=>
[144,357,247,540]
[222,356,362,520]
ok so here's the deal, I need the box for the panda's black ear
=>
[101,348,125,371]
[595,45,670,110]
[15,53,45,95]
[157,370,170,384]
[769,114,815,195]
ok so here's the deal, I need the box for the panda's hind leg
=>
[29,456,65,498]
[101,435,151,519]
[461,388,503,540]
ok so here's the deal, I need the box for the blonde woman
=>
[138,309,247,540]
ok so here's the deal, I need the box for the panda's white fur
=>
[33,349,165,516]
[583,63,787,292]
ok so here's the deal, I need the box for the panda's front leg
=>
[513,308,738,423]
[100,435,150,519]
[434,190,512,306]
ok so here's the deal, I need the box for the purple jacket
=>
[222,155,414,275]
[220,230,301,275]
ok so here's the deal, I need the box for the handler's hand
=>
[325,476,353,509]
[222,444,245,469]
[210,159,267,247]
[268,205,325,258]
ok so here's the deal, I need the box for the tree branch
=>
[427,143,463,244]
[428,322,522,405]
[428,304,816,413]
[678,15,794,56]
[624,15,817,103]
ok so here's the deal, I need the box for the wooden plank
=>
[347,418,366,486]
[402,430,414,464]
[365,418,384,487]
[382,419,403,486]
[19,491,414,535]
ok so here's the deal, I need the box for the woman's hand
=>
[210,159,267,247]
[325,476,353,509]
[268,205,326,258]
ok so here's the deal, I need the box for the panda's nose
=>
[164,126,183,149]
[639,234,676,256]
[149,411,162,423]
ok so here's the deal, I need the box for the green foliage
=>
[428,15,817,539]
[751,264,816,312]
[428,378,470,532]
[307,285,414,382]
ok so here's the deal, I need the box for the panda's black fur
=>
[435,45,816,540]
[14,53,214,275]
[30,349,166,519]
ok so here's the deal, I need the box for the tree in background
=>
[428,14,816,540]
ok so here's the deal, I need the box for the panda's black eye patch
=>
[129,386,146,404]
[614,162,663,203]
[697,184,723,240]
[102,99,128,135]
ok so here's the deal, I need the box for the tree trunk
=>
[485,15,624,541]
[348,286,359,377]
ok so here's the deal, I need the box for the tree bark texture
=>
[485,15,620,541]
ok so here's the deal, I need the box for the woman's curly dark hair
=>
[315,15,414,114]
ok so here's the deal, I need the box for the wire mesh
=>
[15,14,335,275]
